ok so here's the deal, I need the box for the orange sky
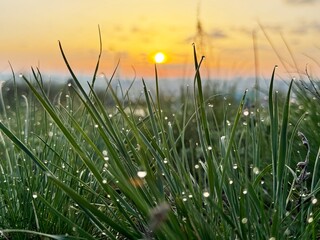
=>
[1,0,320,81]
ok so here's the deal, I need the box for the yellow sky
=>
[1,0,320,80]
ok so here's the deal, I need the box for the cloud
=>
[285,0,317,4]
[209,29,228,39]
[290,21,320,34]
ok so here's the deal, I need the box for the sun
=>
[154,52,166,64]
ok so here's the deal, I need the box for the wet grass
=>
[0,42,320,239]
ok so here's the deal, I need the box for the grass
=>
[0,38,319,239]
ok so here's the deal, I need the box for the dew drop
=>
[243,189,248,195]
[195,164,200,169]
[312,198,317,204]
[182,198,187,202]
[229,179,233,185]
[233,164,238,169]
[102,179,107,184]
[207,146,212,151]
[253,167,259,175]
[137,171,147,178]
[241,218,248,224]
[307,217,313,223]
[243,109,249,116]
[203,191,210,198]
[32,192,38,199]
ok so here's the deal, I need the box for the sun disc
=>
[154,52,166,63]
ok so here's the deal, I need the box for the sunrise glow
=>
[154,52,166,64]
[0,0,319,80]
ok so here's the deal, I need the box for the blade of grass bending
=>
[276,79,293,207]
[259,23,291,75]
[91,25,102,89]
[58,40,97,103]
[220,89,247,189]
[154,64,162,120]
[311,146,320,192]
[142,79,160,144]
[47,173,141,239]
[269,66,278,201]
[193,45,210,144]
[192,47,218,197]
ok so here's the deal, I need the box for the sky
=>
[1,0,320,81]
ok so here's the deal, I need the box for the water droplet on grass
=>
[253,167,259,175]
[241,218,248,224]
[243,109,249,116]
[312,198,317,204]
[308,217,313,223]
[233,164,238,169]
[243,189,248,195]
[102,179,107,184]
[32,192,38,199]
[137,171,147,178]
[203,191,210,198]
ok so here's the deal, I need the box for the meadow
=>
[0,40,320,239]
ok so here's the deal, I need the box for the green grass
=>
[0,40,319,239]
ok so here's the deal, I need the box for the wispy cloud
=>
[285,0,317,4]
[209,29,228,39]
[290,21,320,34]
[184,28,229,43]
